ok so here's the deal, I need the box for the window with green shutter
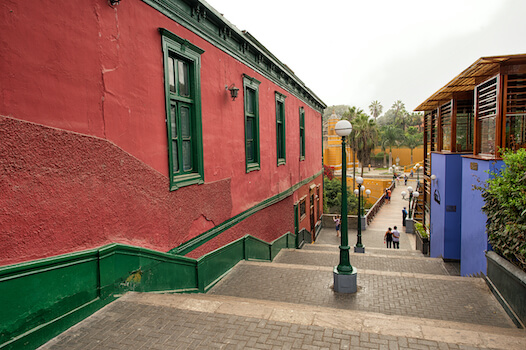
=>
[276,92,286,165]
[161,29,204,190]
[299,107,306,160]
[244,75,261,172]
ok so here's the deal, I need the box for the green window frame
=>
[299,107,306,160]
[161,29,205,191]
[244,75,261,172]
[275,92,287,166]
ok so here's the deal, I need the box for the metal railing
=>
[365,181,394,225]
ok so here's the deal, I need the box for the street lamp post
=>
[354,176,365,253]
[333,120,357,293]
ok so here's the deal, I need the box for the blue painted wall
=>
[430,153,462,260]
[460,158,503,276]
[430,153,446,258]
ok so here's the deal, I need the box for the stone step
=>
[128,292,526,350]
[274,248,450,276]
[304,243,425,257]
[208,261,517,330]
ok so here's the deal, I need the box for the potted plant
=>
[414,222,429,256]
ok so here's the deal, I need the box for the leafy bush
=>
[323,177,358,214]
[414,222,428,238]
[480,149,526,272]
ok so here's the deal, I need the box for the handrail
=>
[365,181,393,224]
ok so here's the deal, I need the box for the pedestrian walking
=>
[333,215,341,237]
[387,189,391,203]
[384,227,393,248]
[392,226,400,249]
[402,207,408,226]
[404,174,408,185]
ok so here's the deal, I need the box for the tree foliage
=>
[403,126,423,164]
[480,148,526,272]
[350,114,378,176]
[323,177,359,214]
[369,100,383,121]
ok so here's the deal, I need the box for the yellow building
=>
[323,111,356,172]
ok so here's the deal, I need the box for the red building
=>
[0,1,325,347]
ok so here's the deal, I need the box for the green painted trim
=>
[161,29,205,191]
[0,231,296,349]
[142,1,326,112]
[172,169,322,256]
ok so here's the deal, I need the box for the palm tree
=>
[369,100,383,122]
[343,106,364,122]
[403,126,423,164]
[392,100,408,132]
[380,124,403,167]
[350,114,379,177]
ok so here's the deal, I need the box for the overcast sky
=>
[206,0,526,115]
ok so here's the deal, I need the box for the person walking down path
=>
[333,215,341,237]
[392,226,400,249]
[384,227,393,248]
[402,207,408,227]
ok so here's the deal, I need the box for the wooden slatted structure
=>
[415,54,526,231]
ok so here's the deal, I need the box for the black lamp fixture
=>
[226,84,239,101]
[109,0,121,6]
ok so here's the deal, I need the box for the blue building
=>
[415,54,526,276]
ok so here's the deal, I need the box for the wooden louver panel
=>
[476,76,498,155]
[505,74,526,151]
[440,101,452,151]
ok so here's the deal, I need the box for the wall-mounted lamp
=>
[109,0,121,6]
[226,84,239,101]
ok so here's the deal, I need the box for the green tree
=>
[350,114,378,176]
[403,126,423,164]
[323,177,359,214]
[480,148,526,272]
[343,106,364,122]
[392,100,408,132]
[369,100,383,122]
[380,124,403,167]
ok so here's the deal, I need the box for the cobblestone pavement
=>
[208,261,514,328]
[39,293,526,350]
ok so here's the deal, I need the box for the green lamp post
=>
[354,176,365,253]
[333,119,357,293]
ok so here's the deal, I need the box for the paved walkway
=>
[39,176,525,350]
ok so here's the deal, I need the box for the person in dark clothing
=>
[402,207,408,226]
[384,227,393,248]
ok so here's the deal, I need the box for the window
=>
[455,99,474,152]
[276,92,286,165]
[244,75,261,172]
[299,107,305,160]
[476,76,499,155]
[161,30,205,191]
[299,196,306,221]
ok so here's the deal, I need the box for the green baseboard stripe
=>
[172,169,322,256]
[0,232,296,349]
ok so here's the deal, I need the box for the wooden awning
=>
[415,54,526,111]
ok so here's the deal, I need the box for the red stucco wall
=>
[0,0,323,265]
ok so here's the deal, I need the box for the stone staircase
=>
[39,182,526,349]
